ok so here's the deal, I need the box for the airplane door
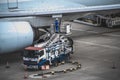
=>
[7,0,18,9]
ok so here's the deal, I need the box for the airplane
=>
[0,0,120,54]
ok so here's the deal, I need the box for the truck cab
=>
[23,47,47,69]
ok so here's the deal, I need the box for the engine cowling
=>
[0,21,34,53]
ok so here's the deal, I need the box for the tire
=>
[45,61,50,65]
[53,59,58,67]
[66,53,70,61]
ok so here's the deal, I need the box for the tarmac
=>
[0,22,120,80]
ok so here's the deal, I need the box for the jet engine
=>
[0,21,42,54]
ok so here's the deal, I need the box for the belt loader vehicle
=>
[23,34,73,69]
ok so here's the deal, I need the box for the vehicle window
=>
[23,50,36,57]
[38,50,44,57]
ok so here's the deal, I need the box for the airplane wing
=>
[0,0,120,54]
[0,0,120,18]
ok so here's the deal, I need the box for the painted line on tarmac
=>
[103,34,120,37]
[72,28,99,33]
[75,40,120,50]
[72,28,120,37]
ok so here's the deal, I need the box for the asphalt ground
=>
[0,22,120,80]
